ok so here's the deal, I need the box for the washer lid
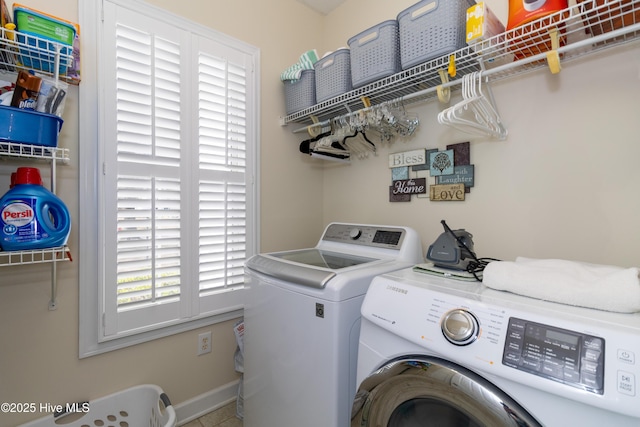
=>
[271,248,377,269]
[245,249,378,289]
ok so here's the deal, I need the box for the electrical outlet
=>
[198,331,212,356]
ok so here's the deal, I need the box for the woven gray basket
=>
[348,20,401,88]
[314,48,352,103]
[397,0,475,70]
[283,69,316,115]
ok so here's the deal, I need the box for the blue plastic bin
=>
[0,105,64,147]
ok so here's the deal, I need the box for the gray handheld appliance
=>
[426,220,477,271]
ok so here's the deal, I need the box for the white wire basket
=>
[19,385,177,427]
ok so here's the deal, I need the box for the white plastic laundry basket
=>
[19,384,176,427]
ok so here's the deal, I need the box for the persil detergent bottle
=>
[0,167,71,251]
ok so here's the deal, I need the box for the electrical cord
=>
[440,220,501,281]
[465,257,502,281]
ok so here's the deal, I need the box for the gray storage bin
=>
[283,69,316,115]
[314,48,352,103]
[348,20,401,88]
[397,0,474,70]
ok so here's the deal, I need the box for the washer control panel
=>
[321,223,405,249]
[502,317,604,394]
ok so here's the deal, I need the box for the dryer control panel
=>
[503,317,604,395]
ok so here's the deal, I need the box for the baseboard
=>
[174,380,240,426]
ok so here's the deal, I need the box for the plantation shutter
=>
[100,2,252,340]
[196,38,250,315]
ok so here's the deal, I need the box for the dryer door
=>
[351,356,542,427]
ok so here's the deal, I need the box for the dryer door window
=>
[351,357,542,427]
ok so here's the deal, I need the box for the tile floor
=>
[182,401,242,427]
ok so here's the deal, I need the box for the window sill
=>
[79,308,243,359]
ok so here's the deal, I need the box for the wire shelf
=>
[284,0,640,125]
[0,26,76,84]
[0,141,70,163]
[0,246,71,266]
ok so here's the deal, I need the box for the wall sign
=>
[389,188,411,202]
[389,142,475,203]
[429,150,454,175]
[389,178,427,202]
[447,141,470,165]
[430,183,465,201]
[436,165,475,189]
[388,149,426,168]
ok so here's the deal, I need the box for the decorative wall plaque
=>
[436,165,475,189]
[429,149,454,176]
[392,167,409,181]
[389,187,411,202]
[430,183,466,201]
[447,141,470,165]
[389,149,427,168]
[393,178,426,195]
[411,148,437,172]
[390,178,427,202]
[388,142,475,203]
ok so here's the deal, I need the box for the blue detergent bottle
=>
[0,167,71,251]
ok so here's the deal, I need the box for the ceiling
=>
[296,0,347,15]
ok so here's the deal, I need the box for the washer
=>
[352,268,640,427]
[243,223,423,427]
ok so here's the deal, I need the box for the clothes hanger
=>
[438,71,507,140]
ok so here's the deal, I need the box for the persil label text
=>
[2,202,35,227]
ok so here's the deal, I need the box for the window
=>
[79,0,259,357]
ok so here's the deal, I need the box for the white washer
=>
[353,268,640,427]
[243,223,423,427]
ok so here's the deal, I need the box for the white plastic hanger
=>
[438,71,507,140]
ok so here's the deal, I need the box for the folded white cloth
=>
[483,257,640,313]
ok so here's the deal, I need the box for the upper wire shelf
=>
[0,26,77,84]
[283,0,640,125]
[0,246,71,267]
[0,141,70,163]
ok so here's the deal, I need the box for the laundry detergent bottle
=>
[0,167,71,251]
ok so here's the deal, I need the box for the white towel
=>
[280,49,319,81]
[483,257,640,313]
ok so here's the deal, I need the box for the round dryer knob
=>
[349,228,362,240]
[441,309,479,346]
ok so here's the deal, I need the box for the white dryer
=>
[243,223,423,427]
[353,268,640,427]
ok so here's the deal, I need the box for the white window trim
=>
[78,0,260,358]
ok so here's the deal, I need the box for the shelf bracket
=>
[307,115,322,137]
[437,69,451,103]
[546,28,562,74]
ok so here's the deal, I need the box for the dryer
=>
[243,223,423,427]
[352,268,640,427]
